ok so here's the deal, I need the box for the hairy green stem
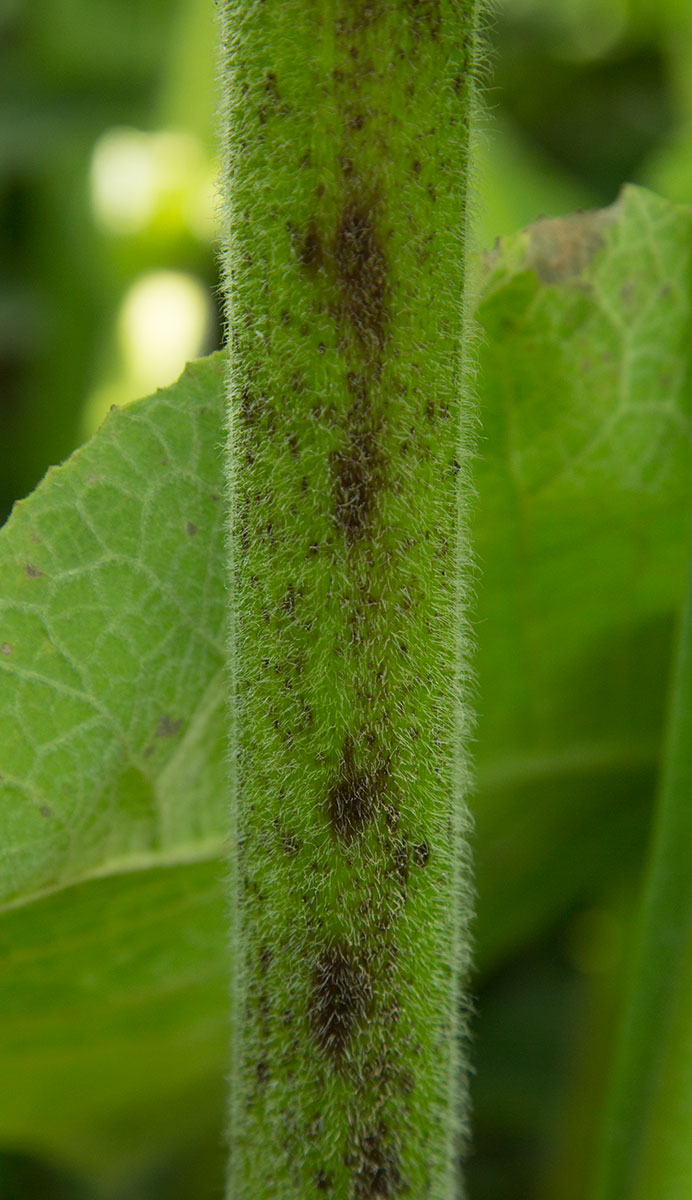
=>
[220,3,479,1196]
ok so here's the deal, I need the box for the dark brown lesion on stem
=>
[403,0,442,39]
[328,197,390,542]
[334,198,389,353]
[350,1124,405,1198]
[340,0,441,42]
[308,942,373,1062]
[330,379,385,542]
[299,219,324,272]
[327,732,391,842]
[294,190,389,356]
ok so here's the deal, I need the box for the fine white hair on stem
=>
[218,4,483,1197]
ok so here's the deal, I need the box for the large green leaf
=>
[0,356,230,1178]
[594,533,692,1199]
[0,354,227,908]
[2,186,692,1180]
[473,183,692,967]
[0,862,228,1183]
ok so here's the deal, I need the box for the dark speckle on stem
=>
[299,220,323,271]
[412,841,430,868]
[331,372,385,543]
[308,942,372,1062]
[327,733,389,842]
[334,199,388,352]
[351,1125,404,1198]
[331,419,383,542]
[404,0,442,39]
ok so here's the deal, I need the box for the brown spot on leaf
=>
[24,563,42,579]
[526,202,620,285]
[39,805,53,819]
[156,714,182,738]
[327,733,389,842]
[308,942,372,1061]
[186,521,197,537]
[1,642,11,656]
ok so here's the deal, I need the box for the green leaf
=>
[594,528,692,1199]
[2,186,692,1176]
[0,353,228,908]
[0,863,227,1182]
[472,183,692,969]
[0,355,230,1175]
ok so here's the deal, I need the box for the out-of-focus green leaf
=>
[475,117,596,248]
[473,184,692,970]
[593,529,692,1199]
[0,863,227,1182]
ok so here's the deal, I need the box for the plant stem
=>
[220,3,479,1195]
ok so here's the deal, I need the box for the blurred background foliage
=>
[1,0,691,1196]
